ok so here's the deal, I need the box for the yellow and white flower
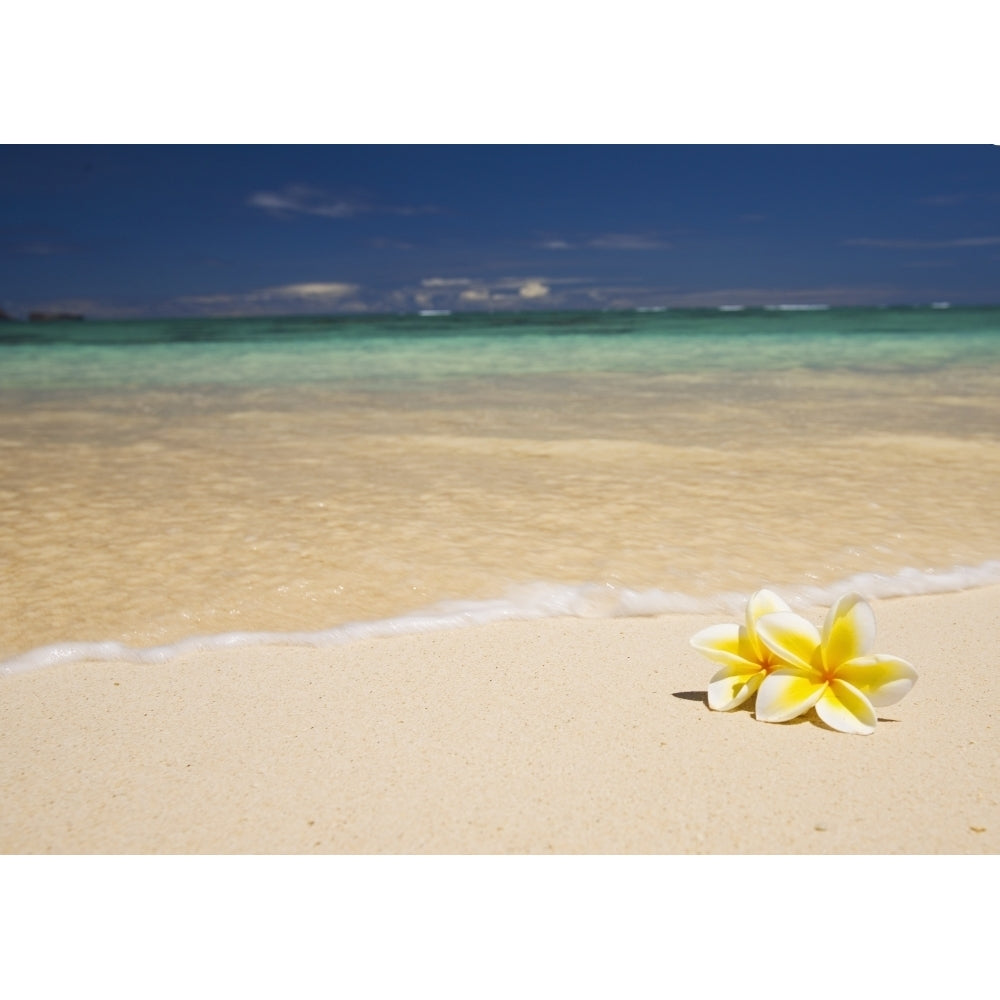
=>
[754,592,918,735]
[690,589,797,711]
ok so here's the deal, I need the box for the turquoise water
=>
[5,307,1000,392]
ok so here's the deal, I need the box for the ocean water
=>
[3,307,1000,674]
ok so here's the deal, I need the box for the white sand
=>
[2,587,998,853]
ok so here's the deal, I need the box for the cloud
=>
[409,274,571,310]
[248,185,362,218]
[587,234,668,250]
[248,184,437,220]
[178,281,364,315]
[518,280,549,299]
[186,281,359,305]
[420,276,550,305]
[263,282,359,302]
[30,277,918,322]
[421,277,473,288]
[537,233,670,250]
[844,236,1000,249]
[173,275,907,318]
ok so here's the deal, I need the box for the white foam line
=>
[4,561,1000,677]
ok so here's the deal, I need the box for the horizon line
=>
[4,301,997,323]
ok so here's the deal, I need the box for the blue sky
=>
[2,145,998,318]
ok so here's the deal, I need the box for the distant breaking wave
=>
[3,560,1000,677]
[764,303,831,311]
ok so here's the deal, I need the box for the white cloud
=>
[248,184,438,220]
[518,280,549,299]
[421,277,473,288]
[265,282,359,301]
[587,233,669,250]
[409,274,566,310]
[537,233,670,250]
[186,282,359,305]
[248,185,364,218]
[176,281,364,315]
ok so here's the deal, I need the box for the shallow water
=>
[3,308,1000,667]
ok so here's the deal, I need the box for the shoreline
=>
[5,559,1000,677]
[3,586,997,854]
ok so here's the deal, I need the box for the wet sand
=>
[4,370,1000,659]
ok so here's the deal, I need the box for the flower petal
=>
[690,623,758,671]
[836,655,918,708]
[707,665,765,712]
[821,593,876,669]
[755,612,822,671]
[746,589,791,659]
[755,668,825,723]
[815,679,877,735]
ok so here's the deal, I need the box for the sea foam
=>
[3,560,1000,677]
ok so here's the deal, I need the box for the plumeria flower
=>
[691,589,797,711]
[754,592,918,735]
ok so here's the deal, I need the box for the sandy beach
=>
[2,585,996,854]
[4,310,1000,856]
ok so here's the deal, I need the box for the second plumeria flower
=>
[754,592,918,735]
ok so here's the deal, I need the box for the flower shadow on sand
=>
[672,688,901,730]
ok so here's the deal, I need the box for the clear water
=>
[3,307,1000,672]
[5,308,1000,390]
